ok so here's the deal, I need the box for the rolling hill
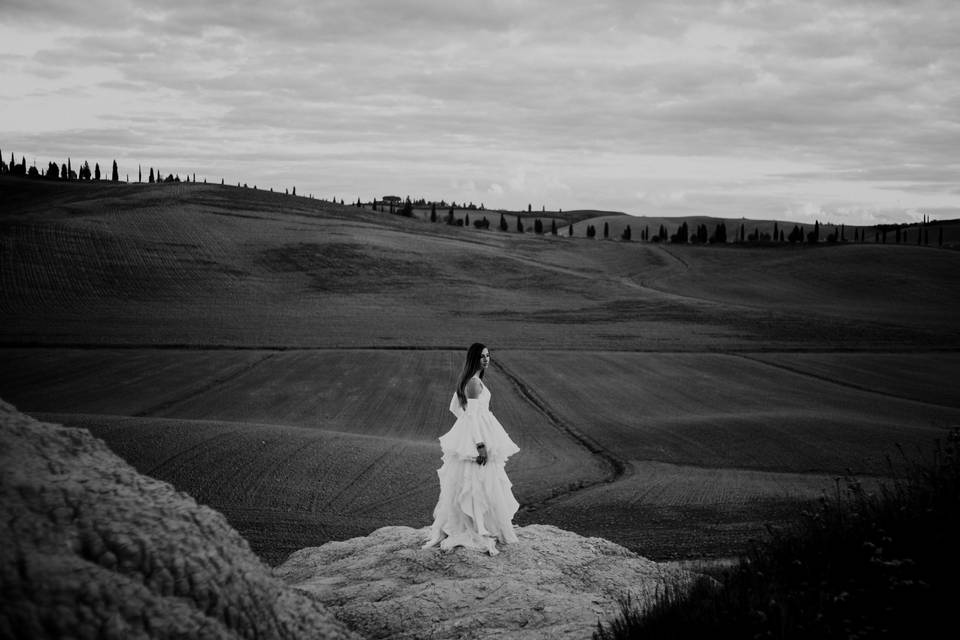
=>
[2,175,958,564]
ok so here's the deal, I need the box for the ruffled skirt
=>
[422,454,519,555]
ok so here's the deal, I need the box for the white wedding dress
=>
[423,380,520,555]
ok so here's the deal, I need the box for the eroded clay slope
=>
[0,400,358,640]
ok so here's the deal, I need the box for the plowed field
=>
[498,352,960,475]
[3,177,959,563]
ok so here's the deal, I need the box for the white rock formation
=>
[276,524,696,639]
[0,400,358,640]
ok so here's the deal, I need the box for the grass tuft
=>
[595,427,960,639]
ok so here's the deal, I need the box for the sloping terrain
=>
[2,176,959,564]
[0,399,357,639]
[4,178,957,351]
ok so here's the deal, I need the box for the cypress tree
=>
[517,216,524,233]
[111,160,119,182]
[499,213,508,231]
[603,222,609,239]
[551,220,557,235]
[569,223,574,237]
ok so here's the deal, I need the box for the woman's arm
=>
[465,379,486,464]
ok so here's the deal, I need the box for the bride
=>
[423,343,520,555]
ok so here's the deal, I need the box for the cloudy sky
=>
[2,0,959,223]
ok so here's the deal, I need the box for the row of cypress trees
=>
[0,147,190,185]
[1,149,120,182]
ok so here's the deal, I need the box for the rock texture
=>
[276,524,696,640]
[0,397,699,640]
[0,400,358,640]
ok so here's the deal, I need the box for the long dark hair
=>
[456,342,486,409]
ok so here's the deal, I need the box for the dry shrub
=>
[595,427,960,639]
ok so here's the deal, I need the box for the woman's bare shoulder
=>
[465,377,483,399]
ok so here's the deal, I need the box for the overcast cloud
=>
[2,0,959,223]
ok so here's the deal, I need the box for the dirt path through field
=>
[492,359,630,513]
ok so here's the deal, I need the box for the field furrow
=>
[134,352,279,417]
[744,352,960,409]
[498,351,960,475]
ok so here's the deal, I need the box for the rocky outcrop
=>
[0,400,358,640]
[0,397,698,639]
[276,525,696,640]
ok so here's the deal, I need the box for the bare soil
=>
[3,176,958,564]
